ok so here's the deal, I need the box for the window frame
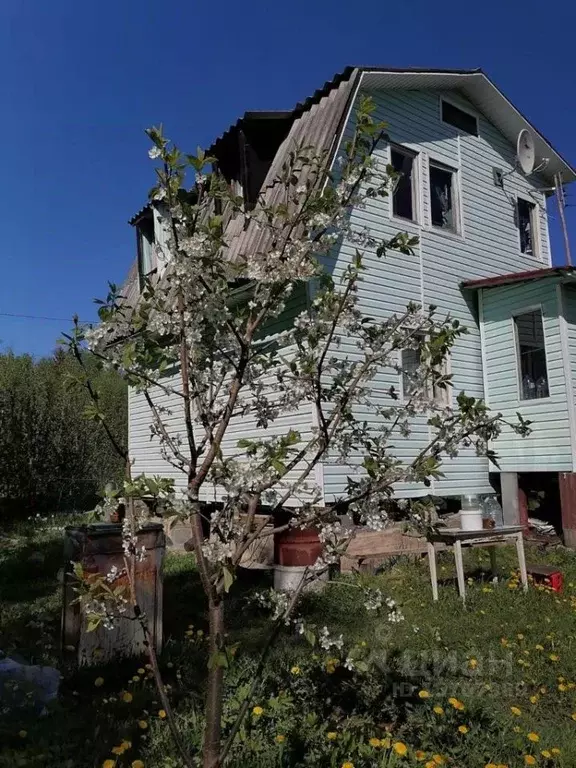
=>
[428,159,461,234]
[513,306,550,402]
[440,97,479,136]
[389,144,420,224]
[398,338,452,407]
[136,213,157,290]
[516,196,541,259]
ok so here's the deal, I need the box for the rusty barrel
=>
[61,523,165,665]
[274,527,322,566]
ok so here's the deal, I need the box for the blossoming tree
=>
[66,97,529,768]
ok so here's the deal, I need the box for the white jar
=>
[460,495,483,531]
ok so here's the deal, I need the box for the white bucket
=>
[273,565,328,593]
[460,508,483,531]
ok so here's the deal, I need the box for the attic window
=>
[517,198,539,257]
[441,100,478,136]
[429,162,458,232]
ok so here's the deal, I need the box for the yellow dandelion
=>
[535,644,544,651]
[380,737,391,748]
[468,658,478,669]
[527,732,540,742]
[517,633,524,640]
[138,720,148,730]
[511,706,522,716]
[393,742,408,756]
[426,763,436,768]
[121,741,132,750]
[131,762,145,768]
[524,758,536,766]
[369,737,381,747]
[158,709,167,719]
[112,745,126,756]
[102,762,116,768]
[432,756,445,765]
[341,763,354,768]
[275,734,286,744]
[551,748,560,755]
[94,677,104,687]
[252,706,264,716]
[122,692,133,703]
[418,689,431,699]
[513,726,522,733]
[541,750,551,759]
[137,668,145,674]
[290,666,301,675]
[415,750,426,761]
[433,705,444,715]
[18,730,27,738]
[549,654,559,661]
[458,725,469,734]
[327,731,338,740]
[559,683,567,692]
[485,764,498,768]
[530,695,539,704]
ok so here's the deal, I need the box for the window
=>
[429,163,458,231]
[517,198,538,256]
[400,339,450,405]
[441,100,478,136]
[137,214,156,286]
[390,147,417,221]
[515,310,549,400]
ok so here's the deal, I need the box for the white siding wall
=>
[481,279,573,471]
[321,87,551,500]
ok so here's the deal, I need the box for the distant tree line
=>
[0,349,127,517]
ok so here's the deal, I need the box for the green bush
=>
[0,349,126,516]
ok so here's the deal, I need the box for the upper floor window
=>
[441,100,478,136]
[390,146,417,222]
[429,162,459,232]
[515,309,549,400]
[400,339,450,405]
[517,198,539,257]
[137,212,156,287]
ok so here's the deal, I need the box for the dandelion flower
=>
[458,725,469,734]
[432,757,445,765]
[369,738,381,747]
[290,666,301,675]
[530,695,538,704]
[549,654,559,662]
[275,734,286,744]
[524,758,536,766]
[327,732,338,740]
[122,692,133,703]
[94,677,104,687]
[527,732,540,742]
[121,741,132,750]
[433,705,444,715]
[425,763,436,768]
[112,745,126,755]
[418,690,431,699]
[535,644,544,651]
[138,720,148,730]
[393,741,408,756]
[102,762,115,768]
[541,750,551,758]
[18,730,27,738]
[551,748,560,755]
[131,762,144,768]
[137,668,145,674]
[513,726,522,733]
[341,763,354,768]
[158,709,167,719]
[468,658,478,669]
[511,706,522,716]
[485,764,498,768]
[252,706,264,716]
[517,633,524,640]
[415,750,426,761]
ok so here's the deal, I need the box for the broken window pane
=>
[515,310,549,400]
[391,149,415,221]
[518,198,536,255]
[401,346,421,397]
[430,164,455,230]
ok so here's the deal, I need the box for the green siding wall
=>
[321,86,553,499]
[481,278,573,472]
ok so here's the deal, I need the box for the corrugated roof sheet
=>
[462,266,576,290]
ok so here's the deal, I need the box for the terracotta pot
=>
[274,527,322,567]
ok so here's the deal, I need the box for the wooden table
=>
[426,525,528,603]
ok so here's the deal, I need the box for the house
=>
[125,67,576,543]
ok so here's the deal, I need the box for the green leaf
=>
[222,566,234,593]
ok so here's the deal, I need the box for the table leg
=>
[427,542,438,601]
[515,532,528,592]
[489,547,498,579]
[454,540,466,603]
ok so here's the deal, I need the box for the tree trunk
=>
[202,598,225,768]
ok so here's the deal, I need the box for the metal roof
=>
[462,266,576,290]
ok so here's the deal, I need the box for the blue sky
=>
[1,0,575,356]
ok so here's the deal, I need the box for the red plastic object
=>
[274,527,322,566]
[526,565,563,593]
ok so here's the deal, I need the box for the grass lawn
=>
[2,516,576,768]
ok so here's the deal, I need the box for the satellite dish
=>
[517,129,536,175]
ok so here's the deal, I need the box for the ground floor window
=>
[515,309,549,399]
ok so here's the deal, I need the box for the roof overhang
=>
[462,266,576,291]
[359,68,575,186]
